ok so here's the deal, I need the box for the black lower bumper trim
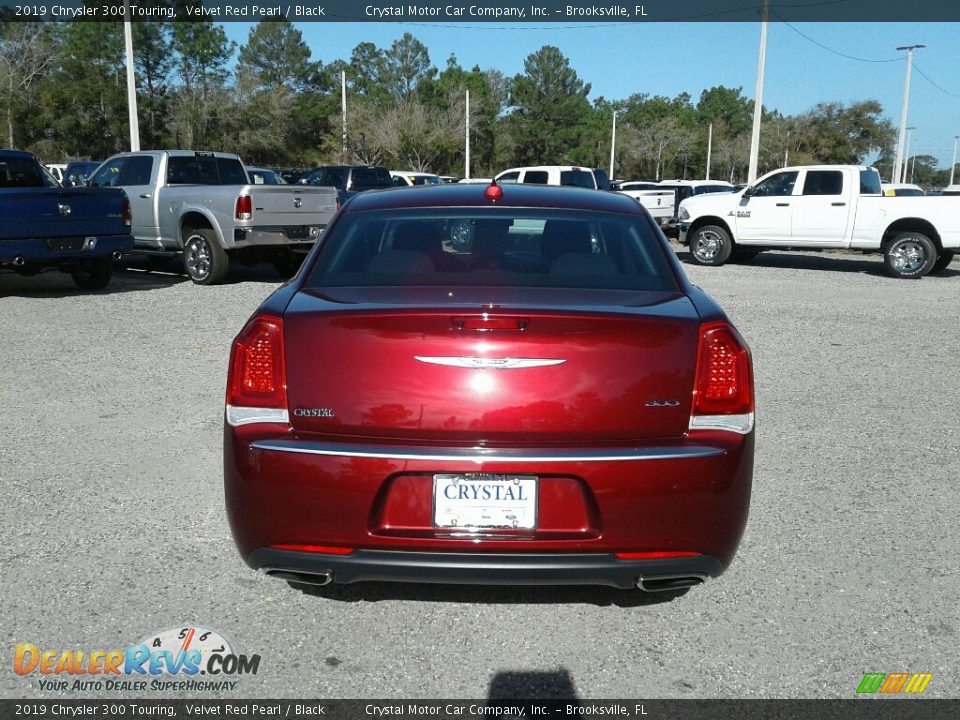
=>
[247,548,724,590]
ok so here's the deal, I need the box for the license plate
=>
[433,474,538,530]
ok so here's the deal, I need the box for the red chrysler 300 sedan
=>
[224,182,754,594]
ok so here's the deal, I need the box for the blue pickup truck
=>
[1,150,133,290]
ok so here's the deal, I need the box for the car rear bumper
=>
[225,425,753,586]
[249,547,724,590]
[232,226,324,248]
[0,234,133,265]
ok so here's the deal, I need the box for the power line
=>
[773,11,902,63]
[912,62,960,99]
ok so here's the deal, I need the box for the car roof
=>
[498,166,594,174]
[658,180,734,187]
[0,149,37,160]
[343,182,643,214]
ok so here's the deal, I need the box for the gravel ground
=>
[1,248,958,700]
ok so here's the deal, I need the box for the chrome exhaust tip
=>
[12,256,25,267]
[113,251,123,261]
[636,574,706,592]
[263,569,334,586]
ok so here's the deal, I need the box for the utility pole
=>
[747,0,769,184]
[705,122,713,180]
[892,44,924,183]
[341,71,347,161]
[123,0,140,151]
[950,135,959,186]
[609,111,617,179]
[901,126,915,183]
[465,89,471,180]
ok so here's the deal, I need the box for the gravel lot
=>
[2,248,958,700]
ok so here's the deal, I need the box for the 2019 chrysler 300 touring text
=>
[224,182,755,594]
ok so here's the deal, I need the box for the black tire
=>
[930,251,955,275]
[183,228,229,285]
[70,256,113,290]
[688,224,733,266]
[883,232,937,279]
[730,248,760,263]
[273,252,304,279]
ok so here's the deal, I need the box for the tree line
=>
[1,17,954,186]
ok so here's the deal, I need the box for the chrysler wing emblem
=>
[414,356,566,370]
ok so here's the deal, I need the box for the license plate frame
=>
[432,473,538,530]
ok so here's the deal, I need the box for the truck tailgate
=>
[248,186,338,226]
[0,188,127,241]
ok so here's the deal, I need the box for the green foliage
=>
[237,20,313,91]
[508,46,592,166]
[1,24,922,184]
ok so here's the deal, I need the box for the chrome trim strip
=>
[689,413,754,435]
[226,405,290,427]
[414,356,566,370]
[249,440,724,463]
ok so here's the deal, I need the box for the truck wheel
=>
[883,232,937,279]
[183,229,229,285]
[930,251,955,275]
[70,257,113,290]
[689,225,732,266]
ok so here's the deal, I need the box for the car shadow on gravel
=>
[288,581,688,607]
[675,248,960,278]
[0,265,190,298]
[125,256,289,286]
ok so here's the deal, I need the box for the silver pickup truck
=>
[89,150,338,284]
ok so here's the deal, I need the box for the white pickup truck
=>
[678,165,960,278]
[90,150,339,284]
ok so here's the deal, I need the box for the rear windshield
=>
[0,156,57,188]
[559,170,596,188]
[167,155,247,185]
[351,167,393,190]
[305,208,678,292]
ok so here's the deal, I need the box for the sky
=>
[222,20,960,170]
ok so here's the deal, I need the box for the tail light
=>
[225,315,288,427]
[235,194,253,221]
[122,197,132,227]
[689,322,754,434]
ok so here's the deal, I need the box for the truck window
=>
[523,171,549,184]
[0,156,53,188]
[498,172,520,184]
[217,158,248,185]
[89,157,126,188]
[559,170,596,188]
[802,171,843,196]
[859,170,882,195]
[122,156,154,186]
[167,155,246,185]
[751,171,798,197]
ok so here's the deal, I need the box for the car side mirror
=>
[742,186,754,197]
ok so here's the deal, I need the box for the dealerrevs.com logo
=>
[14,626,261,692]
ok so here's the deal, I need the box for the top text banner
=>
[2,0,959,23]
